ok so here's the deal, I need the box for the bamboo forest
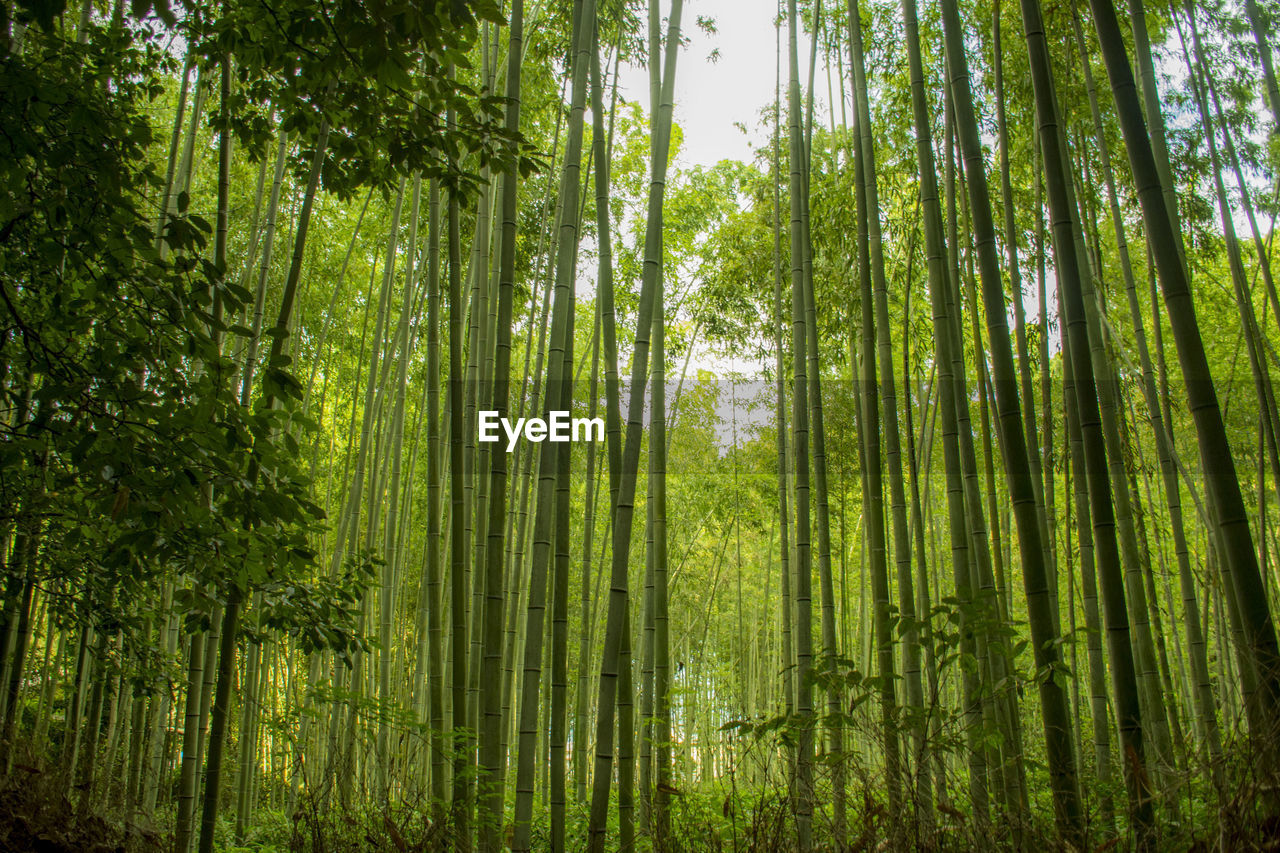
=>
[8,0,1280,849]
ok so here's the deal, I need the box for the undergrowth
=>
[1,753,1278,852]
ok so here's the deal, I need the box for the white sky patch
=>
[604,0,835,400]
[614,0,828,172]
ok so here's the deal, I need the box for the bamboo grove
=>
[3,0,1280,849]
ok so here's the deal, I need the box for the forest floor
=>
[4,764,1280,853]
[0,764,163,853]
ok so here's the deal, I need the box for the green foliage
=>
[194,0,527,196]
[5,0,1280,849]
[0,11,362,674]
